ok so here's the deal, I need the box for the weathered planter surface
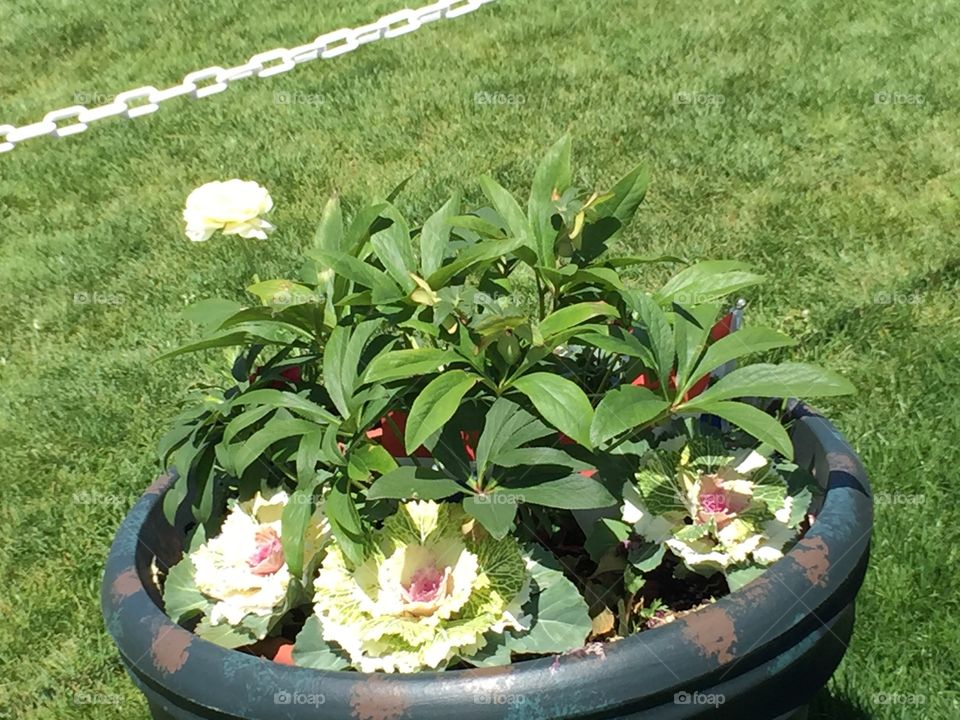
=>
[102,402,872,720]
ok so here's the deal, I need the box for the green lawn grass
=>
[2,0,959,717]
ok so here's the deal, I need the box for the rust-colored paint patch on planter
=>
[793,537,830,587]
[826,451,860,476]
[680,606,737,664]
[145,473,173,496]
[111,566,141,604]
[735,574,775,609]
[350,675,409,720]
[151,628,192,675]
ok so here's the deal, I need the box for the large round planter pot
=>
[102,401,872,720]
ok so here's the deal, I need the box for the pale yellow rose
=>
[183,179,275,242]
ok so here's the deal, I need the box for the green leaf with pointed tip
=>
[281,476,321,578]
[475,398,553,480]
[246,279,316,307]
[584,518,632,562]
[364,348,455,384]
[528,134,572,267]
[370,205,416,292]
[314,195,344,252]
[593,161,651,233]
[689,362,856,405]
[590,385,669,446]
[462,494,518,540]
[656,260,763,305]
[479,175,532,249]
[686,327,797,394]
[404,370,480,454]
[623,290,674,389]
[292,616,350,670]
[368,466,465,501]
[420,193,461,278]
[688,400,794,459]
[511,373,594,449]
[538,301,618,341]
[308,249,403,299]
[425,237,523,289]
[499,474,615,510]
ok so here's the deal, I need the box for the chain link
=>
[0,0,495,155]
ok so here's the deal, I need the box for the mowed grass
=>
[1,0,959,717]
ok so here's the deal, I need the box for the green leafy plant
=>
[157,137,853,671]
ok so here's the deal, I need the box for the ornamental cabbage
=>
[622,437,812,578]
[166,490,329,643]
[312,500,529,672]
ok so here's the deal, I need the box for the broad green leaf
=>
[295,429,325,484]
[347,443,397,482]
[246,279,316,307]
[656,260,763,305]
[584,518,632,561]
[222,405,275,445]
[494,446,592,471]
[232,389,337,425]
[528,134,572,267]
[370,205,416,292]
[227,418,320,476]
[623,290,675,389]
[688,400,794,459]
[725,565,767,592]
[326,477,368,568]
[511,373,594,448]
[182,298,245,332]
[364,348,455,384]
[420,193,461,277]
[448,214,506,238]
[162,556,207,623]
[590,386,669,446]
[194,618,256,649]
[479,176,532,249]
[308,249,403,299]
[367,466,465,501]
[672,303,720,388]
[474,398,554,480]
[686,327,798,392]
[498,474,615,510]
[538,301,618,341]
[343,202,388,255]
[575,329,656,368]
[508,552,591,655]
[292,616,350,670]
[628,542,666,573]
[323,320,381,418]
[404,370,480,454]
[689,362,856,405]
[425,237,523,289]
[462,494,517,540]
[592,161,651,232]
[157,330,259,361]
[314,194,344,252]
[281,476,321,578]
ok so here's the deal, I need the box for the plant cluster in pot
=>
[102,138,872,720]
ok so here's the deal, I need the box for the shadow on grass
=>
[807,686,873,719]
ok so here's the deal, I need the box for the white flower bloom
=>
[183,179,275,242]
[190,490,328,630]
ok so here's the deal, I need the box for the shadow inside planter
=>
[808,687,873,719]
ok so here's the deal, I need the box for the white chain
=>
[0,0,495,155]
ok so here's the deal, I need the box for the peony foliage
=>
[158,137,853,669]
